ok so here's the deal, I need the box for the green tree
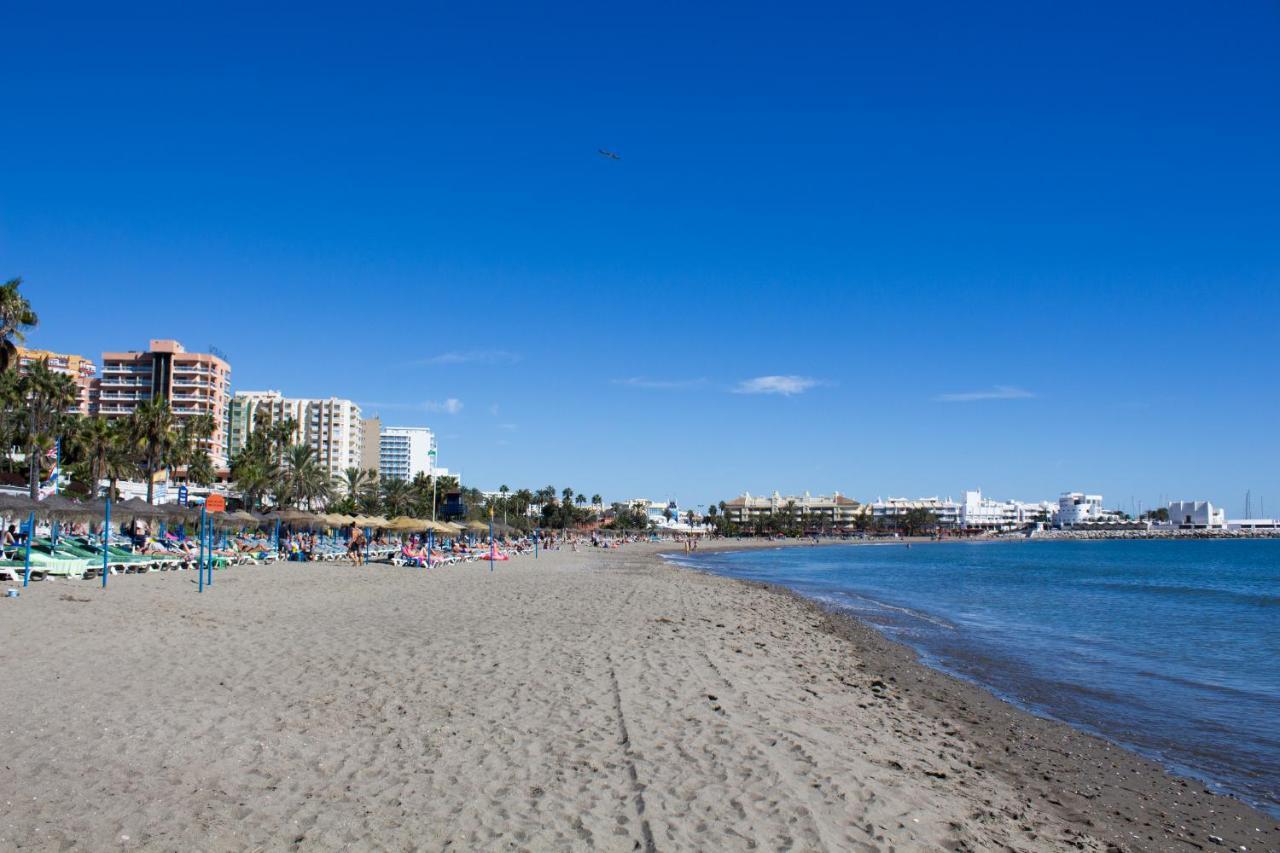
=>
[128,397,179,504]
[0,277,38,374]
[900,507,937,536]
[381,477,413,517]
[275,445,331,509]
[18,360,78,498]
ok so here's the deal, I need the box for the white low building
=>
[871,497,961,529]
[1167,501,1226,529]
[959,490,1054,530]
[1054,492,1106,527]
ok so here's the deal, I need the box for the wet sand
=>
[0,543,1275,851]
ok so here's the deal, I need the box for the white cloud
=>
[611,377,707,390]
[417,350,520,366]
[935,385,1036,402]
[498,423,518,431]
[732,375,821,396]
[425,398,464,414]
[362,398,464,414]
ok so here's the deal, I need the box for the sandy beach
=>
[1,543,1275,852]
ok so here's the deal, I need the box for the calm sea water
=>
[670,539,1280,816]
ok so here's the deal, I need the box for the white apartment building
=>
[871,497,961,528]
[1054,492,1107,527]
[379,426,437,482]
[1167,500,1226,529]
[228,391,364,479]
[959,489,1055,530]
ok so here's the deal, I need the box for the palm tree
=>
[276,445,330,509]
[514,488,533,520]
[231,453,277,512]
[380,477,413,517]
[128,397,178,504]
[591,493,601,509]
[17,361,77,498]
[339,466,370,498]
[499,484,509,525]
[71,415,119,497]
[0,277,38,374]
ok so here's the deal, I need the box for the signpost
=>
[204,494,226,514]
[201,495,225,590]
[489,506,495,572]
[101,498,111,589]
[178,484,188,506]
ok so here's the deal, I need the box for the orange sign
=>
[204,494,226,513]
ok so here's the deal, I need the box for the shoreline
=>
[658,540,1280,844]
[1,545,1275,851]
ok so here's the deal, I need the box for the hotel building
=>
[1053,492,1106,527]
[227,391,364,479]
[97,340,231,467]
[870,497,962,528]
[378,426,437,482]
[959,489,1055,530]
[14,346,97,414]
[722,492,865,528]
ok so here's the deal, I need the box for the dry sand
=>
[1,543,1275,852]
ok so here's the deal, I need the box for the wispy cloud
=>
[416,350,520,366]
[732,375,822,396]
[498,423,518,431]
[611,377,707,390]
[426,398,464,414]
[361,398,464,414]
[935,385,1036,403]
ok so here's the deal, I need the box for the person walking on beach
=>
[348,523,365,566]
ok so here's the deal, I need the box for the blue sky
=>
[3,1,1278,514]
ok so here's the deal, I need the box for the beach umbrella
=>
[116,498,165,519]
[388,516,428,532]
[32,494,96,522]
[365,516,391,529]
[465,520,488,533]
[226,510,262,526]
[0,492,39,515]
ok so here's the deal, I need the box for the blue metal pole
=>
[535,527,539,559]
[102,498,111,589]
[364,527,370,564]
[427,530,433,568]
[198,506,206,593]
[489,513,494,572]
[206,517,214,587]
[22,511,35,586]
[273,519,280,554]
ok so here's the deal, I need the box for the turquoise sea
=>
[669,539,1280,816]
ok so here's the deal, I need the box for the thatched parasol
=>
[33,495,99,521]
[465,520,489,533]
[0,492,39,514]
[115,498,166,519]
[387,516,430,532]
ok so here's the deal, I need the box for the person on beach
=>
[348,524,364,566]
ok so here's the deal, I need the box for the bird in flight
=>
[598,149,621,160]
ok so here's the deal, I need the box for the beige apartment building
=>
[721,491,866,529]
[228,391,364,480]
[14,346,98,414]
[97,339,231,467]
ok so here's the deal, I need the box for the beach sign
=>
[205,494,226,513]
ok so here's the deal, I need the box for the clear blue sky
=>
[3,2,1278,515]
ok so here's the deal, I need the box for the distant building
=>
[722,491,865,529]
[959,489,1054,530]
[379,426,437,482]
[1167,500,1226,529]
[1054,492,1106,527]
[359,417,381,472]
[98,340,231,467]
[871,497,960,529]
[228,390,363,479]
[15,346,97,414]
